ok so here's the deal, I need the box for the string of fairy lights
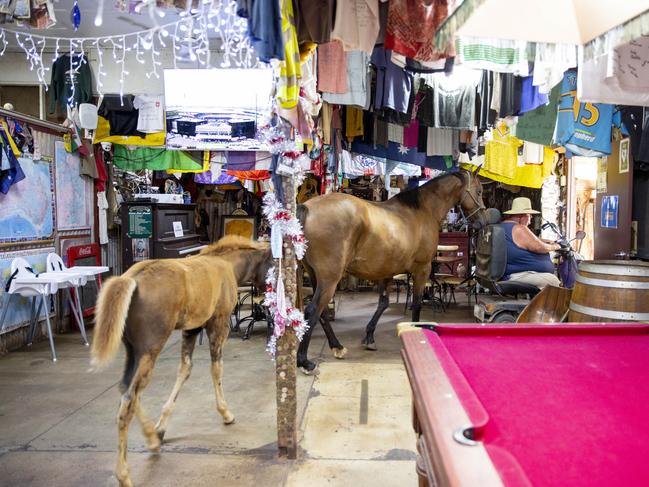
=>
[0,0,258,102]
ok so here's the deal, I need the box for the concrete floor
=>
[0,290,475,487]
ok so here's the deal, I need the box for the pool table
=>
[398,322,649,487]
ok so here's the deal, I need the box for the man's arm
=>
[512,224,561,253]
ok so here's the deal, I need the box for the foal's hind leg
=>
[206,316,235,424]
[155,328,200,442]
[362,279,391,351]
[116,353,159,487]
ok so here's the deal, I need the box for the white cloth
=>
[426,128,455,156]
[341,152,386,177]
[387,123,404,144]
[331,0,380,54]
[97,191,109,245]
[322,51,369,106]
[456,36,530,76]
[577,50,649,106]
[133,95,164,133]
[533,43,577,94]
[522,142,545,165]
[387,162,421,176]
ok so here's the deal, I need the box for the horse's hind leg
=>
[155,328,200,442]
[206,315,235,424]
[116,352,159,487]
[362,279,391,351]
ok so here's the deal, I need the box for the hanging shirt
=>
[456,36,530,76]
[294,0,334,45]
[276,0,302,109]
[554,70,621,157]
[484,122,522,179]
[133,95,165,133]
[432,75,477,129]
[246,0,284,63]
[371,46,413,114]
[384,0,451,62]
[317,41,348,93]
[516,83,560,146]
[331,0,381,54]
[48,54,93,114]
[322,50,369,106]
[520,76,549,114]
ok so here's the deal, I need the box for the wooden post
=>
[276,176,298,459]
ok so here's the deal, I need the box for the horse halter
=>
[458,170,485,222]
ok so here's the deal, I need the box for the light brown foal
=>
[90,236,271,487]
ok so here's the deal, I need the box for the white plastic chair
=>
[0,258,60,361]
[46,253,90,347]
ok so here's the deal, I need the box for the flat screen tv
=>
[163,68,273,151]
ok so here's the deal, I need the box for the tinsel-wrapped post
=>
[276,176,298,459]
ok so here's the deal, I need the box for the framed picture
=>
[221,215,257,240]
[619,138,630,174]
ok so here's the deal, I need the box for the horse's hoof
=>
[298,361,319,375]
[223,412,235,424]
[332,347,348,359]
[365,342,377,351]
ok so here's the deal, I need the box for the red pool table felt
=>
[417,324,649,487]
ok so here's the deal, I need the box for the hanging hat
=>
[503,197,540,215]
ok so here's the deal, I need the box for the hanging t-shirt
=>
[432,75,476,129]
[499,73,522,117]
[371,46,413,114]
[554,70,621,157]
[484,122,522,179]
[331,0,380,54]
[516,83,560,146]
[322,50,369,106]
[520,76,549,114]
[133,95,164,133]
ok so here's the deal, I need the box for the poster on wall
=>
[54,141,92,231]
[0,248,55,334]
[0,157,54,243]
[619,138,630,174]
[596,157,608,193]
[601,195,619,229]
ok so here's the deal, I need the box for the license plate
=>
[474,304,485,322]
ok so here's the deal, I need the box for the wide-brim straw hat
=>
[503,197,540,215]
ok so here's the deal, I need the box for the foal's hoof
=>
[332,347,348,359]
[364,342,377,351]
[156,429,166,443]
[223,412,236,424]
[147,437,161,453]
[116,472,134,487]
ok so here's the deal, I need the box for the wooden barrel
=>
[517,286,572,324]
[568,260,649,322]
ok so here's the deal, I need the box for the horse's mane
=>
[199,235,268,256]
[392,171,465,209]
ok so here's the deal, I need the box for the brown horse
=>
[297,170,485,372]
[90,236,271,487]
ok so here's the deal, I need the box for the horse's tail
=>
[295,204,309,310]
[90,275,137,370]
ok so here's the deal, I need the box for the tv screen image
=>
[163,68,273,151]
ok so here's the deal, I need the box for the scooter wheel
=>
[492,312,517,323]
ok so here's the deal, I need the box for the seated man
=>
[502,197,561,289]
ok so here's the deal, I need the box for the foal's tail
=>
[90,275,137,370]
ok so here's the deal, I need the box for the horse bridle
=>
[457,170,485,222]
